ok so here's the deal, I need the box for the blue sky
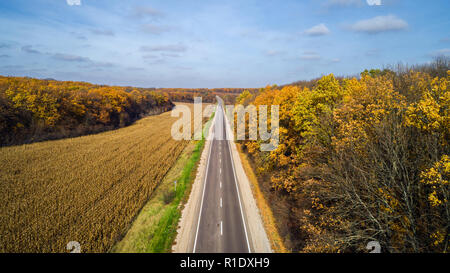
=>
[0,0,449,88]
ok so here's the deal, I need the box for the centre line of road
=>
[220,181,222,188]
[220,221,223,236]
[192,105,216,253]
[223,107,252,253]
[220,197,222,208]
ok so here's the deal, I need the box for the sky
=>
[0,0,449,88]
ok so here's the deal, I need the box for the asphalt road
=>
[193,102,250,253]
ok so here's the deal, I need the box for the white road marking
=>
[220,197,222,208]
[220,181,222,188]
[193,105,217,253]
[223,107,252,253]
[220,221,223,236]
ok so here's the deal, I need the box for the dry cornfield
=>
[0,103,207,253]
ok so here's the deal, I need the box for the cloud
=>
[265,50,284,57]
[331,58,341,63]
[300,51,321,60]
[0,43,12,49]
[78,61,115,69]
[70,32,87,40]
[440,37,450,43]
[366,49,381,56]
[52,53,91,62]
[90,29,115,36]
[324,0,363,7]
[161,53,181,58]
[66,0,81,6]
[140,24,172,35]
[126,67,146,72]
[140,44,187,52]
[21,45,42,54]
[304,23,330,36]
[430,48,450,57]
[133,7,164,19]
[1,65,24,70]
[144,58,166,65]
[52,53,116,69]
[349,15,408,34]
[366,0,382,6]
[90,61,115,68]
[0,54,10,58]
[142,54,159,59]
[172,66,193,71]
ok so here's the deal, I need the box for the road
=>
[193,101,251,253]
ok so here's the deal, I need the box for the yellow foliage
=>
[237,69,450,252]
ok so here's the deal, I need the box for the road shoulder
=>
[236,144,288,253]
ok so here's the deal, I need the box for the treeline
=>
[152,88,256,104]
[237,59,449,252]
[0,76,173,146]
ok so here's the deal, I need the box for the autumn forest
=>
[0,77,241,146]
[236,59,449,252]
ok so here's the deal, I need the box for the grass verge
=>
[146,136,205,252]
[112,111,214,253]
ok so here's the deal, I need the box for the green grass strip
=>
[147,111,214,253]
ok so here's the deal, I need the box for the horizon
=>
[0,0,449,88]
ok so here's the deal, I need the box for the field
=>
[0,103,206,253]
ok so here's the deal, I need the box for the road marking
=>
[220,167,221,174]
[224,107,252,253]
[220,197,222,208]
[193,105,217,253]
[220,181,222,188]
[220,221,223,236]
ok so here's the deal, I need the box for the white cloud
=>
[265,50,283,56]
[52,53,90,62]
[304,23,330,36]
[90,29,115,36]
[430,48,450,57]
[366,49,381,56]
[133,7,164,19]
[366,0,382,6]
[66,0,81,6]
[140,24,173,35]
[21,45,42,54]
[325,0,363,7]
[140,44,187,52]
[300,51,321,60]
[350,15,408,34]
